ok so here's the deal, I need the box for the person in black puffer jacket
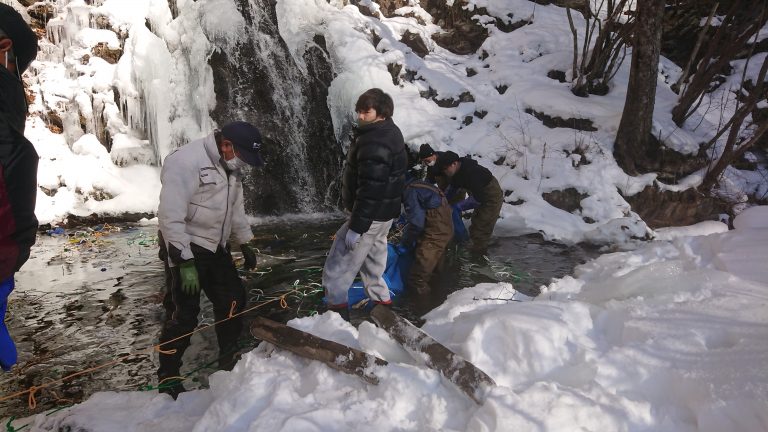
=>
[323,88,407,318]
[1,5,39,372]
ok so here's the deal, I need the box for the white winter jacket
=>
[158,133,253,262]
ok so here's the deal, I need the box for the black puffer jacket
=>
[342,117,407,234]
[0,112,39,281]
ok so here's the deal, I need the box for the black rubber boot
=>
[218,352,238,372]
[158,375,187,400]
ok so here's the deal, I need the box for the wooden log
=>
[370,305,496,404]
[250,316,387,384]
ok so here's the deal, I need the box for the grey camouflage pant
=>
[322,219,393,307]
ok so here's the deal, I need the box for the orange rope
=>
[158,376,186,385]
[28,386,37,409]
[154,346,177,355]
[0,289,300,408]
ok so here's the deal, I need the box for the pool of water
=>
[0,218,597,418]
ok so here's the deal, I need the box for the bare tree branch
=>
[566,7,579,85]
[673,2,719,94]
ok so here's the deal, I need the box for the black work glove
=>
[241,244,257,270]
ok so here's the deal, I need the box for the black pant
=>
[157,243,245,378]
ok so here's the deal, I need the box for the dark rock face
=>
[530,0,589,14]
[625,186,729,228]
[26,3,55,29]
[91,42,122,64]
[208,0,343,215]
[427,0,489,56]
[400,31,429,58]
[388,63,403,85]
[614,132,708,184]
[542,188,588,214]
[547,70,567,83]
[352,0,490,55]
[524,108,598,132]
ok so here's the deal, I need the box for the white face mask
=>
[224,156,248,171]
[426,160,436,167]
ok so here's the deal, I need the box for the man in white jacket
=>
[157,121,263,399]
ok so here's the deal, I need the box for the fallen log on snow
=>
[250,316,387,384]
[370,305,496,404]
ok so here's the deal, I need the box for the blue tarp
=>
[347,243,413,308]
[452,206,469,243]
[0,276,17,371]
[342,207,467,309]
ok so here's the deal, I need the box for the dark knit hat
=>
[436,151,459,170]
[418,144,435,160]
[0,4,38,75]
[221,121,265,167]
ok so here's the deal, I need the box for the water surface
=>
[0,219,596,417]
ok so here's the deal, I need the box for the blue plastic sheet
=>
[452,207,469,242]
[348,243,413,308]
[0,276,17,371]
[338,209,466,309]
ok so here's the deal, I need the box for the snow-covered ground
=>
[10,208,767,432]
[21,0,766,241]
[6,0,768,430]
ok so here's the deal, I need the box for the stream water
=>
[0,218,597,418]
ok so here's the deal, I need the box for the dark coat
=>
[402,180,445,245]
[425,151,445,183]
[342,117,407,234]
[0,111,39,281]
[448,157,494,203]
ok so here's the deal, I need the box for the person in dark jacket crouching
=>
[437,151,503,254]
[419,143,466,205]
[400,173,453,297]
[0,4,38,372]
[322,88,407,319]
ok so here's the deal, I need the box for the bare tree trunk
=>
[567,7,579,85]
[613,0,665,175]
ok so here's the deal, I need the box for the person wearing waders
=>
[399,170,453,305]
[322,88,407,320]
[157,121,261,399]
[419,143,466,205]
[437,151,503,255]
[0,5,38,372]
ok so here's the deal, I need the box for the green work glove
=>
[241,244,257,270]
[179,260,200,295]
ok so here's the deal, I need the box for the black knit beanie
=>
[0,4,38,74]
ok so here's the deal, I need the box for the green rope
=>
[138,341,254,392]
[5,416,22,432]
[5,405,71,432]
